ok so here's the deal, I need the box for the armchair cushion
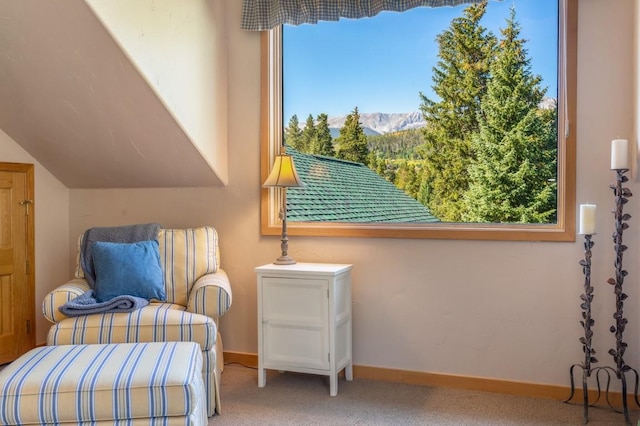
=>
[47,303,217,351]
[92,240,166,302]
[158,227,219,306]
[80,223,162,288]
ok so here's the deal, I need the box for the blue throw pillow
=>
[92,240,166,303]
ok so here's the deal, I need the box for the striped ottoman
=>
[0,342,207,425]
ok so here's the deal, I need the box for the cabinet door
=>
[261,277,329,371]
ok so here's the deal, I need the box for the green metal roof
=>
[285,148,439,223]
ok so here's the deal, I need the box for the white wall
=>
[67,0,638,389]
[86,0,229,185]
[0,129,70,344]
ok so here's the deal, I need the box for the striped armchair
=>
[41,226,232,417]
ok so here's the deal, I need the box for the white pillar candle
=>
[579,204,596,235]
[611,139,629,170]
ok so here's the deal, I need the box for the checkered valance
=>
[241,0,496,30]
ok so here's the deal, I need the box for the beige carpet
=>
[2,361,637,424]
[213,363,639,425]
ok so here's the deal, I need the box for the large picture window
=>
[261,0,577,241]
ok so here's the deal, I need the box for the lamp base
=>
[273,255,296,265]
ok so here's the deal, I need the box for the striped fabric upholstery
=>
[158,227,219,306]
[0,342,206,425]
[47,226,229,323]
[188,270,233,318]
[202,348,221,413]
[46,303,216,351]
[41,278,91,323]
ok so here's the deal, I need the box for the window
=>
[261,0,577,241]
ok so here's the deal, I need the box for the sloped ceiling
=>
[0,0,226,188]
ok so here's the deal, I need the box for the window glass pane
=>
[263,0,576,241]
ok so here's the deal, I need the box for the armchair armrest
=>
[187,269,232,319]
[42,278,91,323]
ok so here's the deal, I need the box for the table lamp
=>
[263,153,305,264]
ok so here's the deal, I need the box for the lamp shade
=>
[263,154,305,188]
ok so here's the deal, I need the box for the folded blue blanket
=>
[58,290,149,317]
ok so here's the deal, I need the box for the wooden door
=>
[0,163,35,365]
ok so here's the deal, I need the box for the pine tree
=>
[284,115,304,152]
[418,1,496,221]
[417,169,430,207]
[299,114,317,154]
[384,161,397,184]
[367,151,379,172]
[336,107,369,164]
[463,6,557,223]
[395,160,421,200]
[314,113,335,156]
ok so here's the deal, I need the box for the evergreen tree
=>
[368,129,423,160]
[376,157,386,177]
[384,161,397,184]
[418,1,497,221]
[367,151,379,172]
[417,168,431,207]
[314,113,335,156]
[395,160,421,200]
[284,115,304,152]
[463,7,557,223]
[301,114,317,153]
[336,107,369,164]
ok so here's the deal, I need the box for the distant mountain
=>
[315,100,556,138]
[539,97,557,110]
[327,111,426,136]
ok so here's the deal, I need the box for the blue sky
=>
[283,0,558,120]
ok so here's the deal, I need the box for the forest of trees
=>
[283,2,557,224]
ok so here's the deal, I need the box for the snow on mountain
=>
[327,111,425,135]
[320,99,555,136]
[539,97,557,110]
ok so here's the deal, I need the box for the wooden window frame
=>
[260,0,577,241]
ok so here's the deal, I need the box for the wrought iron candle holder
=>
[565,233,598,424]
[566,169,640,425]
[604,168,640,425]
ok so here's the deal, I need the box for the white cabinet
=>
[255,263,353,396]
